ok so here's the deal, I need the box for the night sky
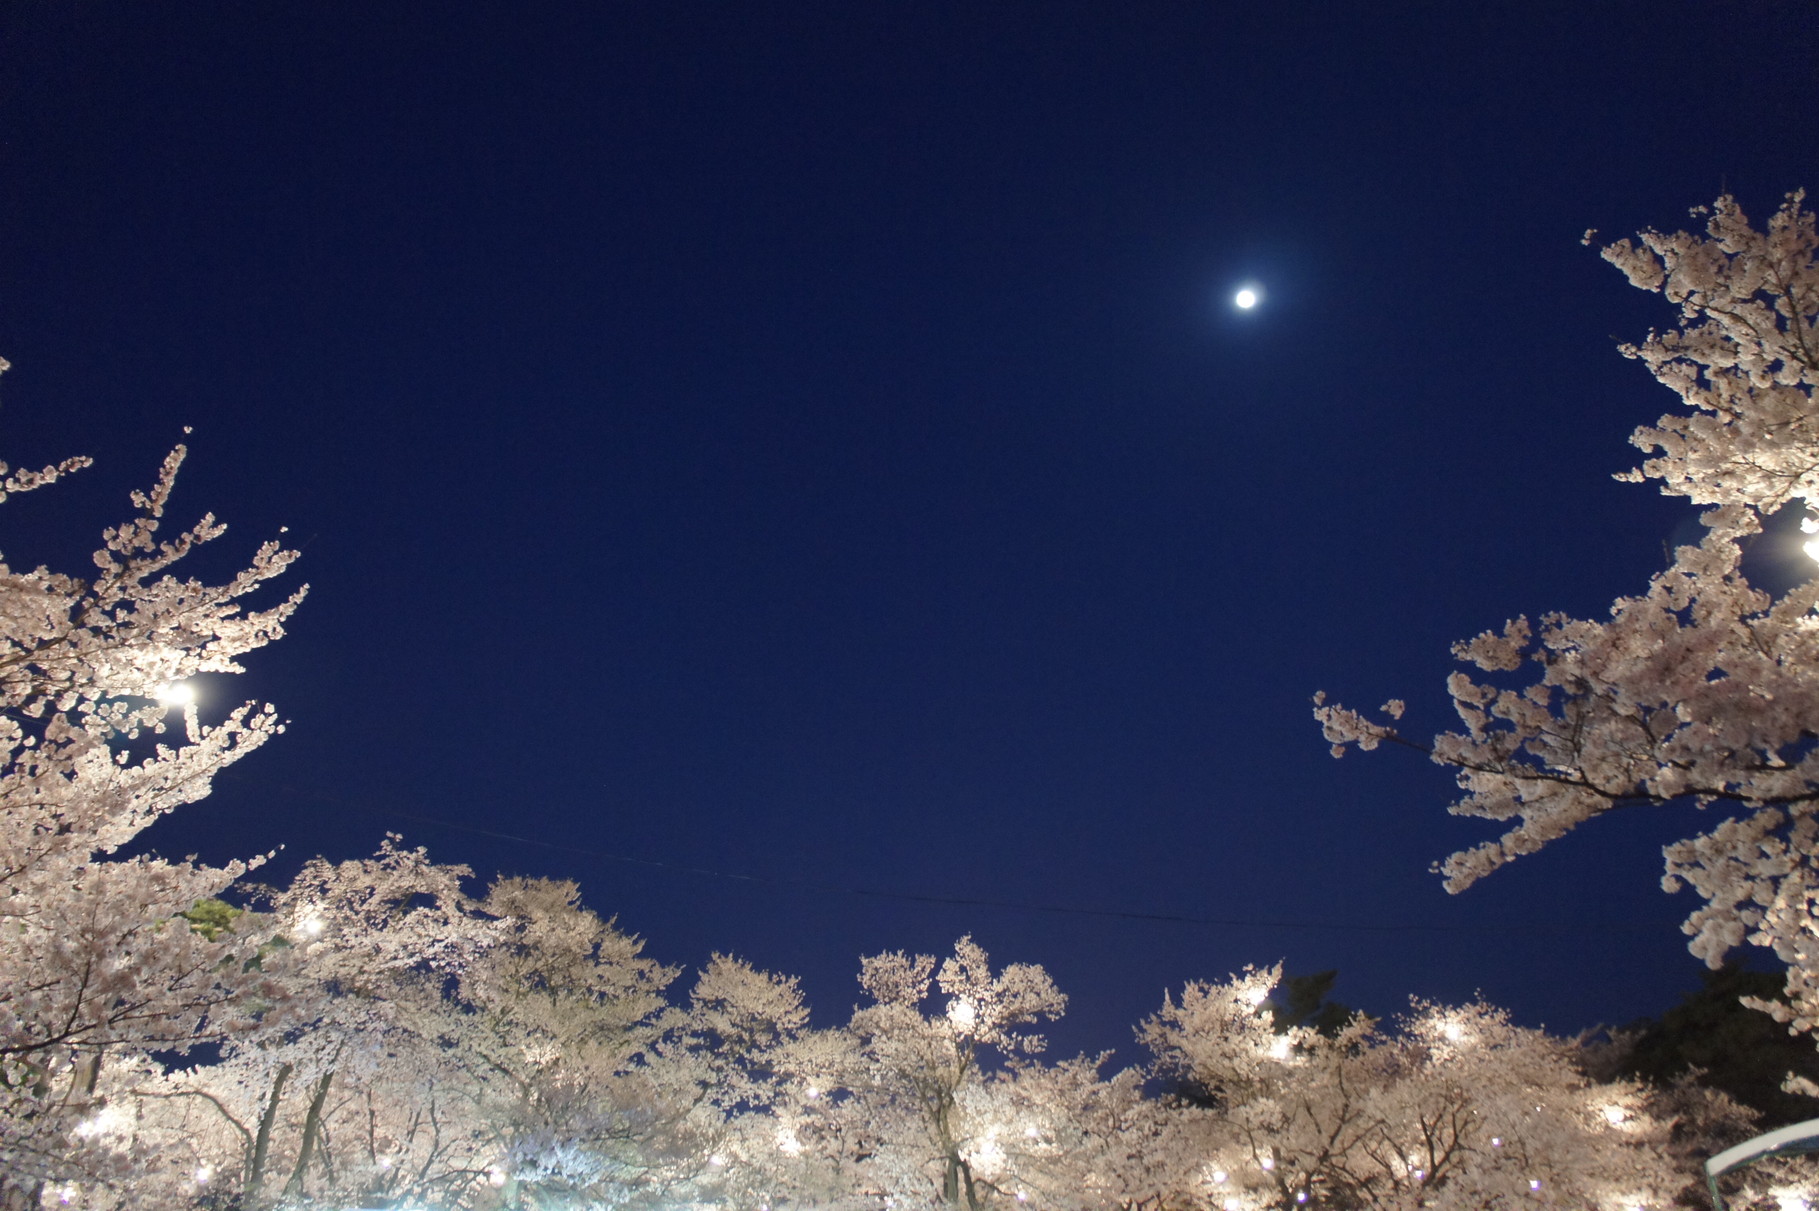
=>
[3,3,1817,1062]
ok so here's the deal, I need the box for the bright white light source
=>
[1601,1105,1628,1126]
[1269,1037,1292,1060]
[1244,986,1270,1007]
[195,1166,213,1185]
[74,1105,127,1139]
[1234,288,1259,309]
[947,999,978,1029]
[157,681,195,707]
[487,1166,508,1188]
[1225,1200,1242,1211]
[1442,1021,1464,1042]
[1260,1157,1275,1172]
[1211,1171,1228,1185]
[709,1154,728,1167]
[1803,536,1819,564]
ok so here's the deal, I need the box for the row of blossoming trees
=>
[1,192,1815,1210]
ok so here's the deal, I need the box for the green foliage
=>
[1267,969,1358,1038]
[1620,964,1819,1125]
[180,898,243,941]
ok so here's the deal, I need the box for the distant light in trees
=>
[156,680,195,707]
[947,998,978,1028]
[73,1105,127,1139]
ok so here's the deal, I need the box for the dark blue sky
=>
[2,2,1815,1060]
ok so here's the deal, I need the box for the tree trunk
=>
[246,1060,292,1206]
[283,1069,335,1200]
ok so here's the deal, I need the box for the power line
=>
[223,774,1673,937]
[329,798,1671,938]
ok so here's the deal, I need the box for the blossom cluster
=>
[1317,191,1819,1035]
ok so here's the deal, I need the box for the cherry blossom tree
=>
[836,935,1070,1211]
[1315,192,1819,1037]
[0,374,305,1205]
[1140,966,1701,1211]
[119,841,502,1211]
[958,1052,1215,1211]
[450,875,731,1211]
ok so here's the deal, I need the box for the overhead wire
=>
[223,773,1673,937]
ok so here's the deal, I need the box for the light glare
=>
[1234,288,1259,309]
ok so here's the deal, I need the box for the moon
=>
[1234,287,1260,310]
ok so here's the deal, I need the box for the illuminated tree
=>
[965,1053,1216,1211]
[120,841,502,1211]
[1316,192,1819,1037]
[449,874,691,1209]
[837,936,1069,1211]
[1140,966,1693,1211]
[0,382,304,1204]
